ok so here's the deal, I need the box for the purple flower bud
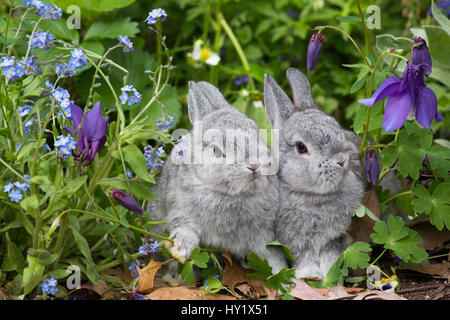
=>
[307,33,325,72]
[112,189,143,215]
[365,150,380,186]
[412,37,432,77]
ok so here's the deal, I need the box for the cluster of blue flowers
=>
[3,175,31,203]
[24,118,36,135]
[46,81,73,118]
[54,135,76,159]
[144,145,164,170]
[23,0,62,20]
[145,8,167,25]
[29,31,55,51]
[118,35,133,52]
[0,57,25,80]
[119,85,142,105]
[138,241,160,256]
[40,277,58,295]
[18,104,33,117]
[55,49,87,78]
[25,56,40,74]
[156,114,175,130]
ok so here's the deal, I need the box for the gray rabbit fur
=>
[147,80,287,275]
[264,68,364,279]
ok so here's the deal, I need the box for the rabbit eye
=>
[213,146,226,158]
[295,142,308,154]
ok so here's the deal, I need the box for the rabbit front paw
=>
[295,265,321,279]
[167,228,199,263]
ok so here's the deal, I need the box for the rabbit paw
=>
[295,265,321,280]
[164,241,188,264]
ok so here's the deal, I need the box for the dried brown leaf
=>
[402,261,450,281]
[289,279,327,300]
[80,279,109,296]
[412,222,450,251]
[145,286,235,300]
[350,189,380,244]
[221,253,266,298]
[137,259,162,294]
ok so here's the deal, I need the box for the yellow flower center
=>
[200,48,212,61]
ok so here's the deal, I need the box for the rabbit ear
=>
[286,68,316,111]
[187,81,228,122]
[264,73,294,128]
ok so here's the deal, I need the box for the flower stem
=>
[380,191,413,206]
[218,12,255,93]
[315,25,370,69]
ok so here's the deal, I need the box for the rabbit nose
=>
[247,163,260,172]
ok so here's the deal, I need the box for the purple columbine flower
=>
[365,150,380,186]
[63,102,109,165]
[412,37,432,77]
[307,33,325,72]
[111,189,143,215]
[358,62,442,132]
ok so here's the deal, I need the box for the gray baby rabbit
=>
[264,68,364,279]
[147,80,287,274]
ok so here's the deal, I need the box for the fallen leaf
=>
[137,259,162,293]
[289,279,327,300]
[145,286,235,300]
[350,189,381,244]
[221,253,266,298]
[327,285,357,300]
[235,283,258,300]
[80,279,109,296]
[401,261,450,281]
[412,221,450,251]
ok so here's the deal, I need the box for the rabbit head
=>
[264,68,361,195]
[175,81,274,195]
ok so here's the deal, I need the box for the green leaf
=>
[432,0,450,35]
[324,242,371,286]
[70,227,99,283]
[264,268,295,291]
[202,276,223,294]
[371,216,428,262]
[22,255,45,295]
[247,252,273,280]
[84,18,139,41]
[4,233,26,272]
[425,26,450,69]
[190,247,210,268]
[62,175,88,197]
[39,18,79,42]
[381,129,426,180]
[267,240,295,262]
[181,261,194,285]
[121,144,154,184]
[412,183,450,231]
[20,195,39,211]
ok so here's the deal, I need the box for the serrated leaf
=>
[371,216,428,262]
[381,129,426,179]
[84,18,139,41]
[190,247,210,268]
[412,183,450,231]
[247,252,272,280]
[264,268,295,291]
[345,242,372,269]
